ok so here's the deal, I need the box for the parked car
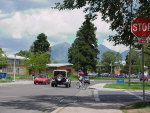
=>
[51,70,71,88]
[101,73,110,77]
[34,75,51,85]
[84,76,90,84]
[140,76,148,81]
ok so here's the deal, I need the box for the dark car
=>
[84,76,90,84]
[34,75,51,85]
[51,70,71,88]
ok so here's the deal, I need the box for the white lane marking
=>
[0,96,18,98]
[146,92,150,95]
[125,91,143,100]
[93,90,100,101]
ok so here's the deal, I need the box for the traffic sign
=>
[131,17,150,38]
[138,39,148,44]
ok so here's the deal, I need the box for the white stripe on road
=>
[125,91,143,100]
[0,96,18,98]
[93,90,100,102]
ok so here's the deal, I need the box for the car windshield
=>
[38,75,47,78]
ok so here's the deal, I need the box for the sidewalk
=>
[52,107,122,113]
[89,83,126,91]
[51,83,123,113]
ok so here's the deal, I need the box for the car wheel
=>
[66,83,69,88]
[69,84,71,87]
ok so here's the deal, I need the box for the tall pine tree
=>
[32,33,50,53]
[32,33,51,63]
[68,17,99,75]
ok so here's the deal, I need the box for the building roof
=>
[7,54,26,60]
[46,63,73,67]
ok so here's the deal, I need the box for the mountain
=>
[51,42,129,63]
[121,50,129,61]
[98,44,115,60]
[51,42,71,63]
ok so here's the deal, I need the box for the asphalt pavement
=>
[0,80,150,113]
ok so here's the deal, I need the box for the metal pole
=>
[138,53,140,86]
[13,54,16,81]
[128,44,131,86]
[111,62,113,77]
[142,44,145,102]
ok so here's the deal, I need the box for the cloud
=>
[0,8,114,40]
[0,8,85,40]
[102,39,129,53]
[0,2,116,54]
[0,0,51,13]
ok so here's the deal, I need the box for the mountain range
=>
[51,42,129,63]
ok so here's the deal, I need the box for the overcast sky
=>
[0,0,129,54]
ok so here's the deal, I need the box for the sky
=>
[0,0,129,55]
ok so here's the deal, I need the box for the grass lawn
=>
[122,102,150,113]
[7,74,32,80]
[89,76,127,80]
[104,82,150,90]
[0,78,14,83]
[0,80,13,83]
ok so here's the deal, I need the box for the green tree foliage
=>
[54,0,150,46]
[32,33,50,53]
[68,18,99,75]
[32,33,51,63]
[101,51,122,72]
[126,49,139,65]
[23,52,49,73]
[101,51,122,65]
[0,48,8,67]
[144,44,150,68]
[121,65,138,74]
[16,50,30,58]
[53,60,58,64]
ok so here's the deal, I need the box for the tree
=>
[31,33,51,63]
[125,49,139,65]
[32,33,50,53]
[0,48,8,67]
[101,51,122,72]
[144,44,150,68]
[53,60,58,64]
[16,50,30,58]
[23,52,50,74]
[54,0,150,46]
[68,17,99,75]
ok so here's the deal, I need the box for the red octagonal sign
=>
[131,17,150,38]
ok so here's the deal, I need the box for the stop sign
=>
[131,17,150,38]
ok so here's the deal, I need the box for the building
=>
[0,55,28,75]
[46,63,77,75]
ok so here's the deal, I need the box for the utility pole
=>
[13,54,16,81]
[142,44,145,102]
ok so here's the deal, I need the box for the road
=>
[0,80,150,113]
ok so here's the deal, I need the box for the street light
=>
[13,54,16,81]
[110,61,113,77]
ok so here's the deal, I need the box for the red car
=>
[34,75,51,85]
[140,76,148,81]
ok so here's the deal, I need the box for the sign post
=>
[131,17,150,102]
